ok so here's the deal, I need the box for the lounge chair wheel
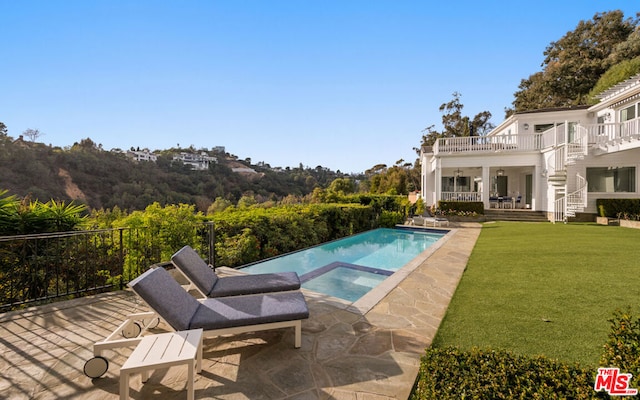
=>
[121,322,142,339]
[144,317,160,329]
[84,356,109,378]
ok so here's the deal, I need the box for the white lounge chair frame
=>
[84,267,307,379]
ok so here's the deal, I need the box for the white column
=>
[482,166,491,209]
[434,158,441,207]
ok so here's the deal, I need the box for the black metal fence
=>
[0,228,165,312]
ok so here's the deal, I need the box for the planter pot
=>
[597,217,618,226]
[620,219,640,229]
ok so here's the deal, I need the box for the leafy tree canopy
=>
[588,56,640,103]
[417,92,495,148]
[511,10,640,114]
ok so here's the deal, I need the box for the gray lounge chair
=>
[171,245,300,298]
[83,266,309,378]
[131,267,308,346]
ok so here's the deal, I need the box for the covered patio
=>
[432,164,539,211]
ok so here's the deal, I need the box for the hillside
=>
[0,136,351,212]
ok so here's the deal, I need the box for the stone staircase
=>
[483,209,549,222]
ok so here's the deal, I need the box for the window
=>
[441,176,471,192]
[568,122,578,142]
[587,167,636,193]
[621,104,636,122]
[534,123,555,133]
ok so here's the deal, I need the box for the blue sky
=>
[2,2,638,173]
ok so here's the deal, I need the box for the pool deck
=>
[0,223,481,399]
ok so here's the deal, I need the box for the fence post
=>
[206,221,215,270]
[118,227,126,288]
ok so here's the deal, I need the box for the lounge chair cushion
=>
[171,245,301,297]
[207,272,300,297]
[129,267,201,331]
[171,246,218,296]
[129,267,309,332]
[191,292,310,330]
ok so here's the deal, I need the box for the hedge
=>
[437,201,484,215]
[596,198,640,219]
[412,306,640,399]
[411,347,595,399]
[209,203,381,267]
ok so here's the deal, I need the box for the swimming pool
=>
[241,227,446,303]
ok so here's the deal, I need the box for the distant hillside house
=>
[173,152,217,170]
[127,149,157,162]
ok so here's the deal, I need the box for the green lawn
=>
[432,221,640,367]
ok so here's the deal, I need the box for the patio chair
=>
[171,245,300,298]
[82,266,309,378]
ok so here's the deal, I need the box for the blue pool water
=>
[241,228,445,302]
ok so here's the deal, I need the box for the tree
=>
[237,194,257,208]
[609,24,640,65]
[417,92,495,148]
[588,57,640,102]
[23,128,43,142]
[0,122,11,147]
[512,10,639,113]
[328,178,356,194]
[207,197,233,214]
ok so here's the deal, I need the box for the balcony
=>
[431,120,640,157]
[433,133,546,155]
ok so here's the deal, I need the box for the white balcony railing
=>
[440,192,482,202]
[432,120,640,156]
[433,134,546,155]
[584,119,640,146]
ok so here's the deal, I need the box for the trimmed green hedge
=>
[600,307,640,390]
[437,201,484,215]
[411,347,595,399]
[209,203,379,267]
[596,198,640,218]
[412,307,640,399]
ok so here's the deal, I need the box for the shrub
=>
[600,307,640,390]
[436,201,484,216]
[215,228,261,266]
[411,347,595,399]
[596,199,640,219]
[378,210,404,227]
[209,203,378,267]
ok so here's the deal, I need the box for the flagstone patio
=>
[0,224,480,399]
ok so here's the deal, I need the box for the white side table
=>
[120,329,203,400]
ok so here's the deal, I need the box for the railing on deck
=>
[434,133,545,155]
[432,119,640,156]
[566,174,588,215]
[441,192,482,202]
[0,228,164,312]
[585,119,640,146]
[554,196,566,223]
